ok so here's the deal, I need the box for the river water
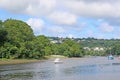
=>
[0,57,120,80]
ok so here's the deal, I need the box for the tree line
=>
[0,19,84,59]
[0,19,120,59]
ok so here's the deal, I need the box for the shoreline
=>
[0,59,44,66]
[0,56,105,66]
[0,55,66,66]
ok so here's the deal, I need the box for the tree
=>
[0,20,8,46]
[0,28,8,46]
[3,19,35,45]
[0,20,2,27]
[69,43,83,57]
[59,43,69,55]
[0,19,35,59]
[51,43,59,55]
[32,35,51,58]
[44,46,52,56]
[61,39,83,57]
[111,44,120,55]
[0,42,14,59]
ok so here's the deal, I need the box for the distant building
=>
[50,40,58,43]
[50,39,63,44]
[84,47,104,51]
[83,47,91,51]
[93,47,104,51]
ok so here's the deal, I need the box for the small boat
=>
[54,58,62,64]
[108,55,114,60]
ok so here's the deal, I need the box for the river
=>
[0,57,120,80]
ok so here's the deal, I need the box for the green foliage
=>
[59,43,69,55]
[31,35,51,58]
[4,19,35,44]
[60,39,83,57]
[79,38,120,48]
[111,44,120,55]
[44,46,52,56]
[0,21,8,46]
[1,19,120,59]
[51,44,59,55]
[0,20,2,27]
[0,42,13,59]
[0,19,36,59]
[0,46,8,58]
[0,27,8,46]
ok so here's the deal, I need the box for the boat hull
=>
[54,61,63,64]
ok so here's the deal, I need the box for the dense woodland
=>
[0,19,120,59]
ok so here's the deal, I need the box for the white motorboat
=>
[54,58,62,64]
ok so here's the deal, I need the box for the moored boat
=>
[108,55,114,60]
[54,58,63,64]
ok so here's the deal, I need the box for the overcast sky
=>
[1,0,120,39]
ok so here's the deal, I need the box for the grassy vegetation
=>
[0,59,42,65]
[0,55,67,65]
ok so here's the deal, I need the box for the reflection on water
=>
[64,62,120,76]
[1,57,120,80]
[64,64,100,75]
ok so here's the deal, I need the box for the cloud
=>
[0,0,56,15]
[0,0,29,14]
[68,34,73,38]
[62,0,120,18]
[48,11,77,25]
[1,0,120,19]
[99,22,114,33]
[48,26,65,33]
[47,26,66,37]
[105,19,120,26]
[26,18,44,35]
[1,0,120,39]
[25,0,56,16]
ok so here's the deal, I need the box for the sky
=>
[0,0,120,39]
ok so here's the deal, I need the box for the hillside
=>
[49,37,120,48]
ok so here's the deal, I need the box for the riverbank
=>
[0,55,66,65]
[0,55,91,65]
[0,59,43,65]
